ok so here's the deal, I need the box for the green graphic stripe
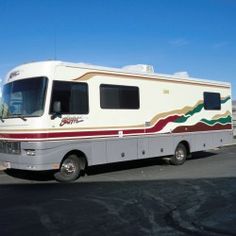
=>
[174,104,204,123]
[221,96,231,104]
[174,96,231,124]
[201,115,232,126]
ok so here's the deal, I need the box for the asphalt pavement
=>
[0,145,236,235]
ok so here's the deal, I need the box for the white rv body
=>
[0,61,233,174]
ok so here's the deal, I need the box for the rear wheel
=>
[54,154,81,182]
[170,143,187,165]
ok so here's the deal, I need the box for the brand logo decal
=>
[60,116,84,127]
[9,70,20,79]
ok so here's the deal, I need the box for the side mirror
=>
[51,101,62,120]
[53,101,61,113]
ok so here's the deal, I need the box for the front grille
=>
[0,141,21,155]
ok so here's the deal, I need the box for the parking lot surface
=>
[0,145,236,235]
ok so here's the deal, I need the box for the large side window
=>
[100,84,140,109]
[50,81,89,114]
[203,92,221,110]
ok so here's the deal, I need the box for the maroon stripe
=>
[122,115,181,135]
[0,130,118,140]
[4,115,230,140]
[146,115,180,133]
[172,123,232,133]
[0,114,182,140]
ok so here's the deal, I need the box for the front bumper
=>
[0,152,60,171]
[0,141,61,171]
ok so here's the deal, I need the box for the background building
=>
[232,101,236,136]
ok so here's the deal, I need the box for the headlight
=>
[0,141,21,155]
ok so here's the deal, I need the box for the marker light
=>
[25,149,36,156]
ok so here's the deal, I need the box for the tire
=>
[170,143,187,165]
[54,154,81,182]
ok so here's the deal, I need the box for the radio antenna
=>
[53,6,57,61]
[54,28,57,60]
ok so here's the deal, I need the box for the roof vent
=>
[174,71,189,78]
[122,64,154,73]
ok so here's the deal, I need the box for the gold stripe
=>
[73,71,230,89]
[0,124,144,133]
[212,110,231,120]
[149,100,203,125]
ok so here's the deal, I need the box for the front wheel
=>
[54,154,81,182]
[170,143,187,165]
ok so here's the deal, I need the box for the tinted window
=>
[100,84,139,109]
[204,92,221,110]
[50,81,89,114]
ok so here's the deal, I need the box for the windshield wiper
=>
[14,114,27,121]
[0,105,5,122]
[0,116,4,123]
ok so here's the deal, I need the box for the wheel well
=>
[63,150,88,170]
[178,141,190,156]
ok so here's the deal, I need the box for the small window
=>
[100,84,140,109]
[50,81,89,114]
[203,92,221,110]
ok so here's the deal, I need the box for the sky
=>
[0,0,236,98]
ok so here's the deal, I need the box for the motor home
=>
[0,61,233,182]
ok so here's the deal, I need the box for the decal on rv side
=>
[60,116,84,127]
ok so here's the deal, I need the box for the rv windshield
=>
[1,77,47,119]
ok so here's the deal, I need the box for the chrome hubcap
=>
[61,161,76,175]
[176,149,185,161]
